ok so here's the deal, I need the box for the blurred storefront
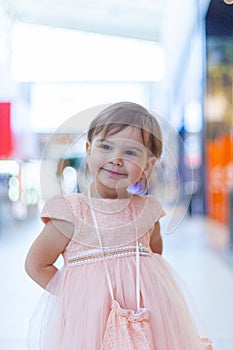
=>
[205,0,233,225]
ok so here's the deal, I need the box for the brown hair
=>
[87,102,162,159]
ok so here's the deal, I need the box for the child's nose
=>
[109,157,123,167]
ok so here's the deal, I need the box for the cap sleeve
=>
[41,195,74,225]
[135,195,165,238]
[150,196,166,222]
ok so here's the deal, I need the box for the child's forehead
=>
[96,126,145,145]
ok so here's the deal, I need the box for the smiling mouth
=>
[102,168,126,177]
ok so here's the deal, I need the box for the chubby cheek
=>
[87,158,98,176]
[128,162,144,179]
[87,154,105,176]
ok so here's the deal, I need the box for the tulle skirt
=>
[27,253,213,349]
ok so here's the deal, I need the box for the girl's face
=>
[86,126,156,198]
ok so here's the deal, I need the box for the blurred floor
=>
[0,210,233,350]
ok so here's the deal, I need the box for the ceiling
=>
[0,0,212,109]
[0,0,167,42]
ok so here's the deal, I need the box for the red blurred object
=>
[206,134,233,224]
[0,102,12,158]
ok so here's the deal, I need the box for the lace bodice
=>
[41,193,165,249]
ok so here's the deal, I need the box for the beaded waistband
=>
[67,245,151,266]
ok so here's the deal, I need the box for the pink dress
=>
[27,193,213,349]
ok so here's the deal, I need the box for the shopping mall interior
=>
[0,0,233,349]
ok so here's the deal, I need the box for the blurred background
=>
[0,0,232,349]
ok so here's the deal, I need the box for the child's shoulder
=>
[41,193,84,223]
[63,192,83,202]
[135,194,166,221]
[61,193,86,211]
[134,194,163,207]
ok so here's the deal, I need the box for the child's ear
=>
[86,141,91,155]
[142,157,157,179]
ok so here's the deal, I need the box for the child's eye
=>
[99,143,111,151]
[125,150,137,156]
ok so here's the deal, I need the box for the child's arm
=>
[25,219,73,289]
[149,221,163,254]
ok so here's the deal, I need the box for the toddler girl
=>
[25,102,213,349]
